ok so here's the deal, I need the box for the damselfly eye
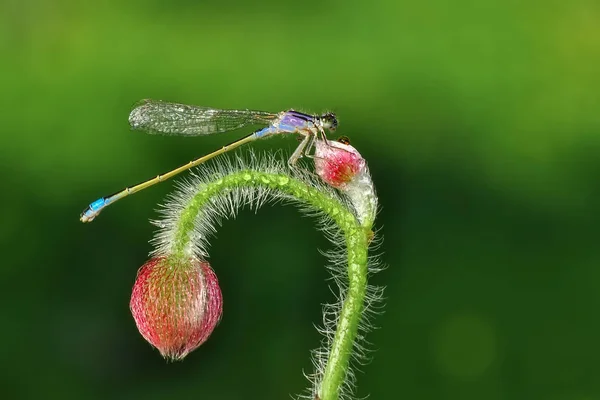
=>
[322,112,338,131]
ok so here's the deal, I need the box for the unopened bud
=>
[314,139,377,226]
[130,256,222,360]
[314,139,365,189]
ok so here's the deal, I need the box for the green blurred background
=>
[2,0,599,398]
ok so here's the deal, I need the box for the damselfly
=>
[80,99,338,222]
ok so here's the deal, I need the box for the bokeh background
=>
[2,0,599,399]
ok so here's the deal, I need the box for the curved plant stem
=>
[169,169,372,400]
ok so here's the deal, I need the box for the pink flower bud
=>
[130,256,222,360]
[314,138,378,226]
[314,139,366,189]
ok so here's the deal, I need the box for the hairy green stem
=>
[170,170,371,400]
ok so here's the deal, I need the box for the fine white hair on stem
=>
[149,150,384,400]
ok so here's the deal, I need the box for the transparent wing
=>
[128,99,277,136]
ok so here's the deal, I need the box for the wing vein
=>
[128,99,276,136]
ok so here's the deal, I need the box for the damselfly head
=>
[321,112,338,131]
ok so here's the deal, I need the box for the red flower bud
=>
[314,139,366,189]
[130,256,222,360]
